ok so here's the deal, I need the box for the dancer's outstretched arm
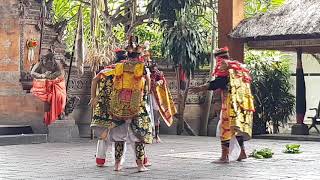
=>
[189,77,228,93]
[189,83,210,93]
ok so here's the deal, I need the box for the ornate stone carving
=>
[20,0,32,7]
[18,0,31,17]
[20,71,33,91]
[45,0,54,20]
[64,95,81,116]
[162,70,209,104]
[51,19,67,44]
[65,66,92,108]
[30,51,63,80]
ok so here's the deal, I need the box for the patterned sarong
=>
[90,72,124,129]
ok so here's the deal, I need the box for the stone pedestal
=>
[48,116,79,142]
[291,123,309,135]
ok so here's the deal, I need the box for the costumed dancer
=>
[89,49,127,167]
[31,50,67,125]
[143,46,177,142]
[189,47,255,163]
[108,38,153,172]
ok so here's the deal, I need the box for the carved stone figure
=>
[30,50,63,80]
[64,96,80,116]
[30,50,67,125]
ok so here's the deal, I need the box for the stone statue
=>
[31,51,64,80]
[30,50,67,125]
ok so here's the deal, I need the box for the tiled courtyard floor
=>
[0,135,319,180]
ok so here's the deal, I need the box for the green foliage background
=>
[245,50,295,134]
[51,0,294,134]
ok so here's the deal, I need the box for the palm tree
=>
[245,50,295,134]
[245,0,287,18]
[161,9,207,135]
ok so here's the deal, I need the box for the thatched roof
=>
[230,0,320,40]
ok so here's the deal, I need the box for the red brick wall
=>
[0,95,46,133]
[0,19,20,72]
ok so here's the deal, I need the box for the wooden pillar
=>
[291,48,309,135]
[296,49,306,124]
[218,0,244,62]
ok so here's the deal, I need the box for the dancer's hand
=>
[88,97,98,108]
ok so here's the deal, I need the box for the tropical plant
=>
[245,0,287,18]
[162,13,207,77]
[149,0,201,27]
[53,0,153,68]
[245,50,295,134]
[150,0,210,135]
[133,23,163,58]
[53,0,92,51]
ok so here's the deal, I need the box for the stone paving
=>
[0,135,319,180]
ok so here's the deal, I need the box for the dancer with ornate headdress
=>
[109,36,153,172]
[143,45,177,142]
[90,36,153,172]
[89,48,127,167]
[189,47,255,163]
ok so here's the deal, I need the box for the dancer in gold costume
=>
[189,47,255,163]
[90,43,152,171]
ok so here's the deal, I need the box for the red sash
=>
[31,77,67,125]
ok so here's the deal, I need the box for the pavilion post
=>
[291,48,309,135]
[218,0,244,62]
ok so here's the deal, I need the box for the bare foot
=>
[155,136,162,143]
[211,158,229,164]
[237,149,247,161]
[144,160,152,167]
[114,162,122,171]
[137,165,149,172]
[237,154,247,161]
